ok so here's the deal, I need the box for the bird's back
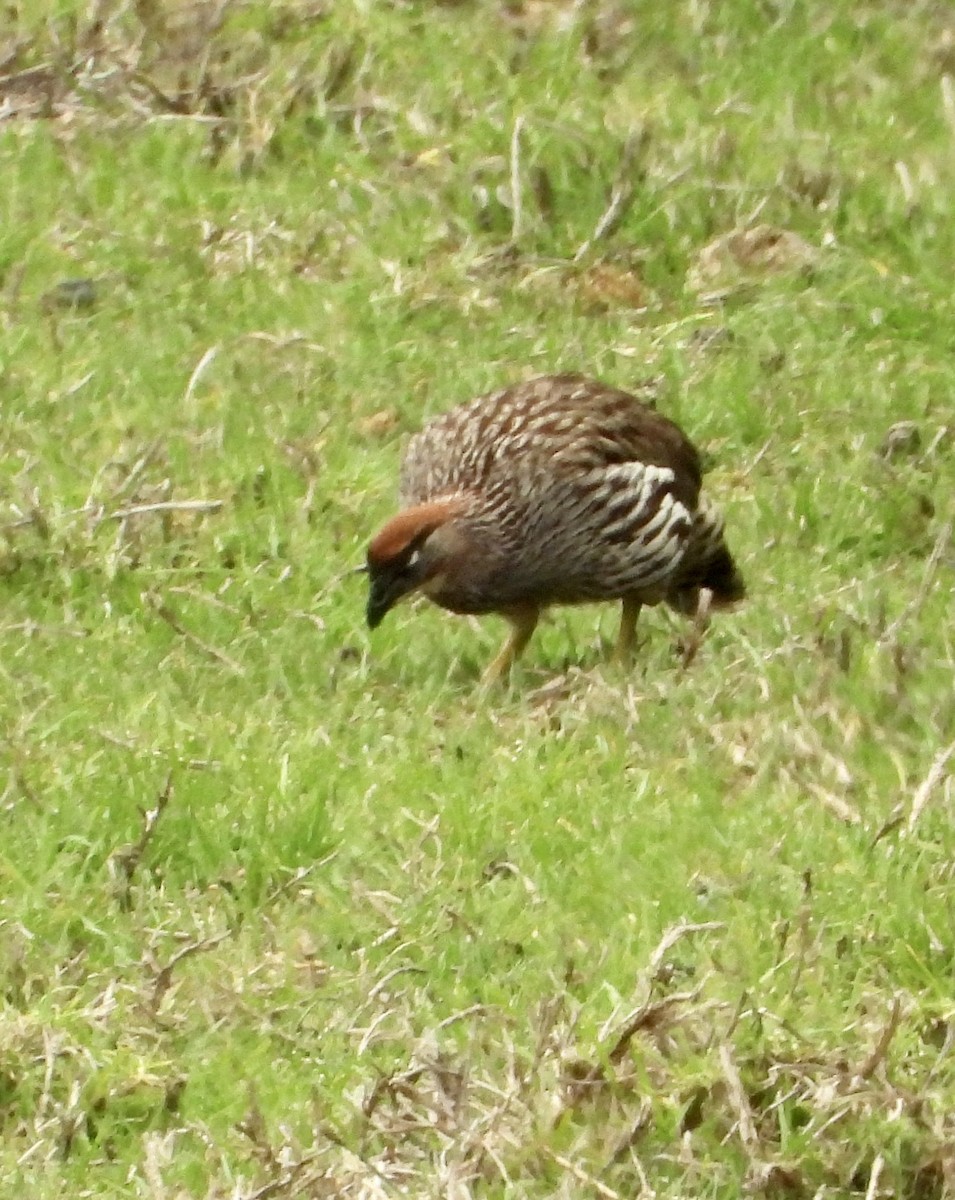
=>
[400,374,703,510]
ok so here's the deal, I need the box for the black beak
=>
[366,568,412,629]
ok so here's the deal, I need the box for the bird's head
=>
[365,499,466,628]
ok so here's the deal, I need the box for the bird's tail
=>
[668,496,745,613]
[698,542,745,607]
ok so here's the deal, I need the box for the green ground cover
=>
[1,1,953,1195]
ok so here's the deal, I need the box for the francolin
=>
[366,374,744,682]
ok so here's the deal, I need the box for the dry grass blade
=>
[605,987,704,1067]
[549,1151,621,1199]
[98,728,219,770]
[907,739,955,834]
[574,130,645,261]
[243,1152,326,1199]
[108,499,223,519]
[555,921,725,1120]
[865,1152,885,1200]
[880,516,953,647]
[870,804,905,847]
[147,595,245,674]
[808,781,862,826]
[2,503,91,532]
[183,344,220,405]
[941,73,955,135]
[606,1098,652,1166]
[856,995,903,1081]
[647,920,725,978]
[149,931,232,1011]
[107,770,173,907]
[719,1043,759,1150]
[510,113,525,241]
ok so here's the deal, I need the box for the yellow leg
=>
[615,598,643,662]
[680,587,713,669]
[481,607,540,685]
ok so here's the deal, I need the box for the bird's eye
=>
[405,548,422,571]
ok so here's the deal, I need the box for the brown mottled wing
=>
[400,374,703,508]
[543,376,702,509]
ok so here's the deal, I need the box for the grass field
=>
[2,1,954,1196]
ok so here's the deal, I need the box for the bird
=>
[365,374,744,682]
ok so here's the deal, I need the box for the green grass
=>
[2,1,954,1196]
